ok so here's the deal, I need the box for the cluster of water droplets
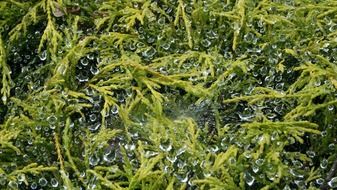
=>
[2,173,61,190]
[76,53,100,83]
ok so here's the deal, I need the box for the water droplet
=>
[201,39,211,47]
[87,54,95,60]
[87,183,97,190]
[90,66,99,75]
[245,172,255,186]
[328,143,335,150]
[320,158,328,169]
[328,177,337,188]
[137,42,145,49]
[205,30,217,40]
[328,105,334,111]
[80,58,89,66]
[161,43,171,50]
[238,108,255,122]
[124,143,136,151]
[144,151,158,158]
[175,171,189,183]
[89,123,101,132]
[306,150,315,158]
[157,17,166,25]
[147,36,156,44]
[17,174,25,182]
[8,181,18,189]
[176,146,186,156]
[315,80,321,86]
[39,50,47,61]
[266,113,277,120]
[203,170,211,177]
[30,182,38,189]
[77,72,89,82]
[321,130,327,137]
[128,42,136,51]
[80,171,86,178]
[275,83,284,91]
[39,177,48,186]
[1,95,7,103]
[283,185,291,190]
[159,67,168,75]
[292,160,303,168]
[103,149,115,163]
[111,105,118,115]
[289,168,304,178]
[244,32,257,44]
[89,114,97,122]
[252,164,259,173]
[316,178,324,185]
[167,155,177,163]
[159,140,172,152]
[228,157,236,165]
[255,158,264,166]
[209,145,219,153]
[142,47,157,58]
[47,115,57,125]
[89,153,100,166]
[50,178,59,187]
[243,151,252,159]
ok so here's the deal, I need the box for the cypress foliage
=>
[0,0,337,189]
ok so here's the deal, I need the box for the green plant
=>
[0,0,337,189]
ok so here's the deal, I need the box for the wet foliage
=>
[1,0,337,189]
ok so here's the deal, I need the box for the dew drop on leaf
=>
[320,158,328,169]
[315,178,324,185]
[38,177,48,186]
[87,54,95,60]
[103,149,115,163]
[89,153,100,166]
[1,95,7,103]
[47,115,57,125]
[252,164,259,173]
[306,150,315,158]
[175,171,189,183]
[328,105,334,111]
[283,185,291,190]
[17,174,25,182]
[90,66,99,75]
[167,155,177,163]
[89,123,101,132]
[328,177,337,188]
[201,39,211,47]
[244,172,255,186]
[39,50,47,61]
[8,181,18,189]
[289,168,304,178]
[255,158,264,166]
[328,143,335,150]
[50,178,59,187]
[89,114,97,122]
[30,182,37,189]
[142,47,157,58]
[159,140,172,152]
[144,151,158,158]
[80,58,89,66]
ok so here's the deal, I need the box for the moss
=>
[1,0,337,189]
